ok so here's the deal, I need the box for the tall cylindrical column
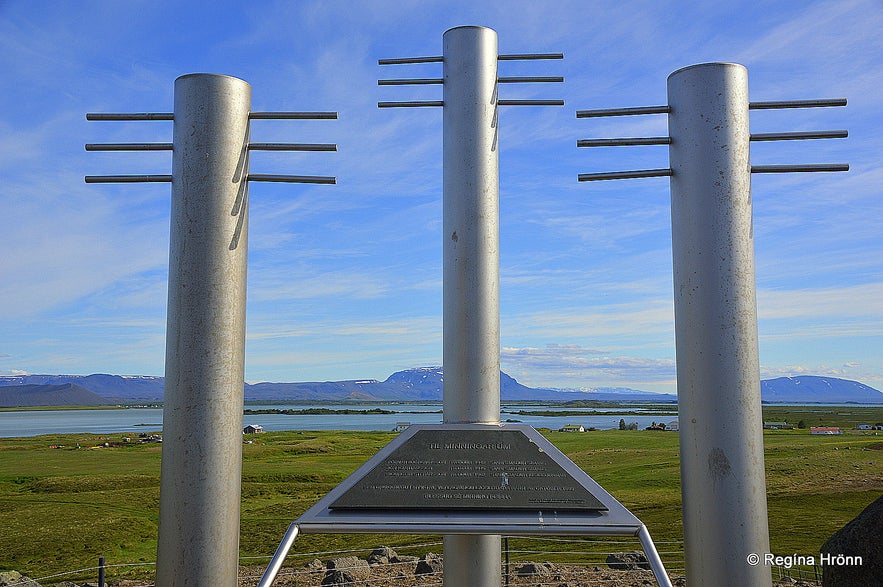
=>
[156,73,251,587]
[442,25,502,586]
[667,63,771,586]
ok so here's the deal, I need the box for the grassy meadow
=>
[0,407,881,583]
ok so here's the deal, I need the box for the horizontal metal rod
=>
[498,76,564,83]
[379,56,443,65]
[750,130,848,141]
[247,174,336,184]
[248,143,337,151]
[297,522,641,536]
[751,164,849,173]
[578,137,671,147]
[749,98,847,110]
[85,174,172,183]
[85,143,173,151]
[378,78,443,85]
[378,100,444,108]
[576,105,670,118]
[378,54,563,65]
[498,53,564,60]
[86,113,173,121]
[578,168,673,181]
[498,99,564,106]
[249,111,338,120]
[89,111,342,121]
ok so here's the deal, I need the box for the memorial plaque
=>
[330,427,607,511]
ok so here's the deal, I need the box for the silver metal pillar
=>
[442,25,502,586]
[156,73,251,587]
[667,63,772,586]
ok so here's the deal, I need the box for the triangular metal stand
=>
[258,424,673,587]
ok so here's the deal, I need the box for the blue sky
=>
[1,0,880,393]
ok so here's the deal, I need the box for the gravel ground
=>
[231,560,820,587]
[3,559,820,586]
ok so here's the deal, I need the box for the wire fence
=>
[5,535,824,586]
[6,536,685,587]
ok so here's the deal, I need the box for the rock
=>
[325,556,370,582]
[515,562,553,577]
[606,551,651,571]
[821,494,883,586]
[396,555,419,564]
[0,571,41,587]
[321,569,356,586]
[304,558,325,573]
[415,552,443,575]
[367,546,398,565]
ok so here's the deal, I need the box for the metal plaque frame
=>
[257,424,673,587]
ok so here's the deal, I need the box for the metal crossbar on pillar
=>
[85,73,336,587]
[575,61,847,587]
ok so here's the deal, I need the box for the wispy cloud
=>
[502,343,676,389]
[758,283,883,323]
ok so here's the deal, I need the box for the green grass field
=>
[0,409,881,583]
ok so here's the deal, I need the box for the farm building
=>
[243,424,264,434]
[559,424,585,433]
[764,421,794,430]
[810,427,842,435]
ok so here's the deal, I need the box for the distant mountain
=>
[761,376,883,404]
[0,374,164,401]
[1,370,880,405]
[243,367,552,402]
[0,383,116,407]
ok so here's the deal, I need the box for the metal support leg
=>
[638,524,674,587]
[257,523,300,587]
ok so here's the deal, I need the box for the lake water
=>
[0,404,678,438]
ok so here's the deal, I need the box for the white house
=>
[667,420,679,431]
[243,424,264,434]
[559,424,585,433]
